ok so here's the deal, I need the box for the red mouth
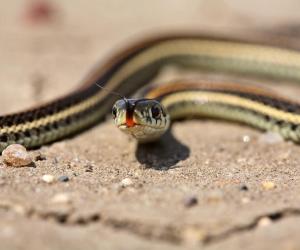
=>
[126,110,136,127]
[126,116,135,127]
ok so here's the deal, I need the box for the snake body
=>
[2,35,300,152]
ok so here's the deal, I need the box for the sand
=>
[1,1,300,249]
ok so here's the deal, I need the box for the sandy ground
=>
[1,1,300,249]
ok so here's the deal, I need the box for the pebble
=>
[241,197,250,204]
[2,144,32,167]
[259,131,283,144]
[120,178,133,187]
[240,185,249,191]
[257,217,272,227]
[51,193,71,204]
[242,135,251,143]
[84,164,93,172]
[58,175,69,182]
[262,181,276,190]
[41,174,55,183]
[183,195,198,208]
[34,152,46,161]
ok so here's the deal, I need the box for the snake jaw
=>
[118,123,139,129]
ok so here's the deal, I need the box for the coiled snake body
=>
[2,34,300,152]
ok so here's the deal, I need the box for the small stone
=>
[259,132,283,144]
[51,193,71,204]
[120,178,133,187]
[257,217,272,227]
[240,185,249,191]
[184,195,198,208]
[237,158,247,164]
[2,144,32,167]
[58,175,69,182]
[34,152,46,161]
[84,164,93,172]
[242,135,251,143]
[241,197,250,204]
[262,181,276,190]
[41,174,55,183]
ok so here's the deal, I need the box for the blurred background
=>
[1,0,300,114]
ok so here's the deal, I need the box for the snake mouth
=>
[118,123,140,129]
[118,123,164,130]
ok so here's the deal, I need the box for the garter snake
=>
[1,34,300,152]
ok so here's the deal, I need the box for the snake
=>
[2,34,300,153]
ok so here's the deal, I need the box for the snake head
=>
[112,98,170,142]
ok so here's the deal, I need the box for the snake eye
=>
[112,106,117,118]
[151,106,161,119]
